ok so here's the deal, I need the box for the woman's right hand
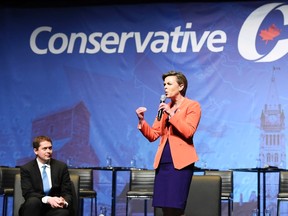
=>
[136,107,147,120]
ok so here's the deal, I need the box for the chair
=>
[154,175,221,216]
[1,167,20,216]
[185,175,222,216]
[126,169,155,216]
[68,168,97,216]
[277,171,288,216]
[70,174,80,216]
[204,170,233,216]
[13,173,80,216]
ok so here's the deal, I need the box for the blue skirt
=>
[152,141,194,209]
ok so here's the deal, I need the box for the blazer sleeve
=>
[138,119,162,142]
[59,164,73,206]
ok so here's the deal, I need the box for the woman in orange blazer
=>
[136,71,201,216]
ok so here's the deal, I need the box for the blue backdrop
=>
[1,2,288,215]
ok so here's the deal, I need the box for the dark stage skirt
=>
[152,141,194,210]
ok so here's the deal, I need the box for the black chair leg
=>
[126,198,129,216]
[228,201,231,216]
[94,197,97,216]
[144,200,147,216]
[90,198,93,216]
[3,196,7,216]
[277,200,280,216]
[79,199,84,216]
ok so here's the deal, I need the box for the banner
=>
[1,2,288,215]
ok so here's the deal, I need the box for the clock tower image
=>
[259,70,285,212]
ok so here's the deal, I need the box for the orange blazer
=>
[138,98,201,170]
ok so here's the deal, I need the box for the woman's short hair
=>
[162,70,188,96]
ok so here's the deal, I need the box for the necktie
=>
[42,165,50,195]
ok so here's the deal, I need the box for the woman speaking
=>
[136,70,201,216]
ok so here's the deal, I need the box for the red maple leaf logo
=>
[259,24,281,44]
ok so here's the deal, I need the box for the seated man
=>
[19,135,74,216]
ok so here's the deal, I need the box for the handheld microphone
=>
[157,94,166,121]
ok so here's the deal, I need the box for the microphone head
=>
[160,94,166,102]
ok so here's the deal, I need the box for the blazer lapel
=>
[32,159,44,190]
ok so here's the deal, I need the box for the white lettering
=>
[151,32,169,53]
[190,31,209,52]
[170,26,185,53]
[30,22,227,55]
[68,33,87,53]
[30,26,51,54]
[135,32,154,52]
[101,32,119,54]
[86,32,102,54]
[118,32,134,53]
[48,33,68,54]
[207,30,227,52]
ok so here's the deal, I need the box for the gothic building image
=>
[260,70,285,213]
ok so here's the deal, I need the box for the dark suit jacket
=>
[20,158,73,211]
